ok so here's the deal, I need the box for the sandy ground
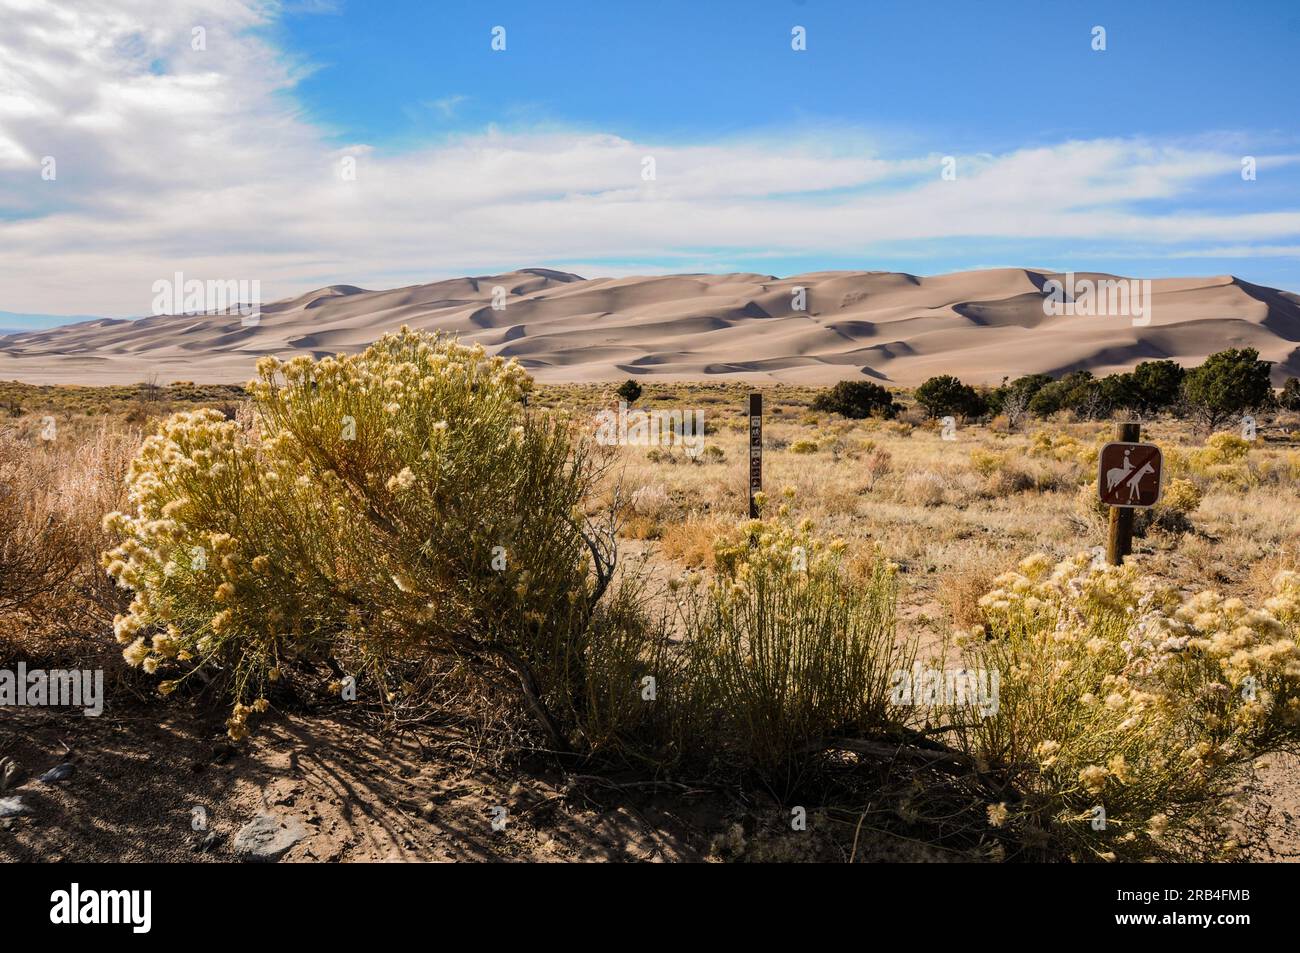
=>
[3,699,1293,863]
[0,702,717,863]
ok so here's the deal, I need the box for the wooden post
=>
[1106,421,1140,565]
[748,393,762,518]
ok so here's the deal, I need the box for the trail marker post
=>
[1099,421,1163,565]
[748,393,762,518]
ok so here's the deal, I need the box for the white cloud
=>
[1,0,1298,315]
[422,94,467,119]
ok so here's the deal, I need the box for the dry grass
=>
[0,415,141,666]
[660,518,726,568]
[577,384,1300,639]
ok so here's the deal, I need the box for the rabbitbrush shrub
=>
[963,553,1300,860]
[668,508,907,775]
[102,329,655,746]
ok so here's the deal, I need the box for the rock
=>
[39,763,75,784]
[0,757,20,791]
[233,813,308,863]
[0,796,29,818]
[193,830,225,854]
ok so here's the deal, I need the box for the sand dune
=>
[2,267,1298,386]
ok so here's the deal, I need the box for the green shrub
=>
[1131,360,1186,415]
[1095,372,1138,415]
[987,374,1052,418]
[616,379,643,404]
[1026,370,1143,419]
[1279,377,1300,412]
[811,380,898,420]
[1182,348,1274,430]
[1028,371,1097,418]
[914,375,987,419]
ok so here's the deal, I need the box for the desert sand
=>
[2,267,1298,387]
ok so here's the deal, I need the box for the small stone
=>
[269,782,300,806]
[39,763,75,784]
[0,757,20,791]
[233,812,308,863]
[0,796,28,818]
[194,830,225,854]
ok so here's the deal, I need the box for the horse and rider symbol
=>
[1098,441,1163,508]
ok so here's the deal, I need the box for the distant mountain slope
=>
[2,267,1297,386]
[0,309,114,338]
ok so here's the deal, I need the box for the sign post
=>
[1098,422,1163,565]
[748,393,762,518]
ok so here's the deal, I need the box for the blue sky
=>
[1,0,1298,321]
[279,0,1300,149]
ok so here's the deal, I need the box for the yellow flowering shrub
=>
[1193,432,1250,467]
[1161,445,1188,477]
[1189,433,1255,488]
[102,329,646,745]
[1028,429,1097,467]
[969,449,1009,477]
[963,553,1300,860]
[1158,477,1202,516]
[673,512,905,773]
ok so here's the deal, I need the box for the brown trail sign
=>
[1098,440,1163,508]
[1098,423,1163,565]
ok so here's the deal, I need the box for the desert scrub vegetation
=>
[100,329,661,750]
[0,379,246,420]
[963,554,1300,861]
[666,511,906,778]
[12,347,1286,861]
[95,334,920,799]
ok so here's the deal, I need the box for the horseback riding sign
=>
[1098,441,1163,508]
